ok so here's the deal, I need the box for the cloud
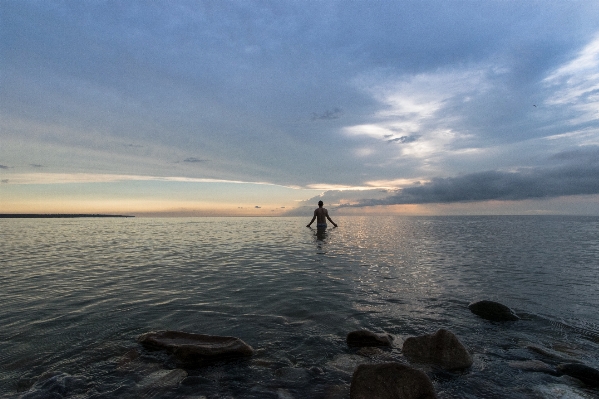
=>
[312,108,343,121]
[183,157,207,163]
[386,135,420,144]
[0,165,9,169]
[1,179,8,184]
[2,172,287,186]
[255,205,261,208]
[346,146,599,206]
[543,34,599,126]
[30,164,44,168]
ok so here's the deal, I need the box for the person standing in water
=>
[307,200,338,229]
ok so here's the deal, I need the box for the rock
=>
[276,388,295,399]
[534,384,589,399]
[326,354,371,375]
[350,362,437,399]
[21,373,88,399]
[138,330,253,364]
[556,363,599,387]
[508,360,557,375]
[138,369,187,395]
[526,344,580,363]
[357,347,384,357]
[324,384,350,399]
[347,330,393,347]
[117,348,140,369]
[402,329,473,370]
[468,300,519,321]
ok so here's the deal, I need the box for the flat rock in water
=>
[508,360,557,374]
[402,329,473,370]
[350,362,437,399]
[347,330,393,347]
[138,330,253,363]
[468,300,519,321]
[556,363,599,387]
[526,344,580,363]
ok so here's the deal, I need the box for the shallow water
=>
[1,216,598,398]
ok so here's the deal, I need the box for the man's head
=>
[318,200,323,207]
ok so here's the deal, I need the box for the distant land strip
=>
[0,214,134,218]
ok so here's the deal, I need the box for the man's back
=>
[314,207,329,224]
[307,201,337,228]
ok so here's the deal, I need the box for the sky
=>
[1,0,599,216]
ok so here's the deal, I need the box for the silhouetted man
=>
[307,200,337,229]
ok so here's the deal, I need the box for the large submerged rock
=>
[347,330,394,347]
[402,329,473,370]
[138,330,253,363]
[350,362,437,399]
[556,363,599,387]
[468,300,519,321]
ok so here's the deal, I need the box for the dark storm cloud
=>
[550,146,599,162]
[349,160,599,207]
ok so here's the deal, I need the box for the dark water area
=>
[1,216,598,398]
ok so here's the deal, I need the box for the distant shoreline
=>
[0,214,134,218]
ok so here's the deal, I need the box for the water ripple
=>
[1,216,598,398]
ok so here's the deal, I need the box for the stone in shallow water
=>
[347,330,394,347]
[326,354,371,375]
[534,384,590,399]
[468,300,519,321]
[350,362,437,399]
[508,360,557,374]
[526,344,580,363]
[556,363,599,387]
[137,369,187,395]
[402,329,473,370]
[20,373,88,399]
[138,330,253,364]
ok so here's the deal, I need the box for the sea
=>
[1,216,598,399]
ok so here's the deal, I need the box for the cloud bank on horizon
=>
[1,1,599,214]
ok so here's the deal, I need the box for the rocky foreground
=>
[19,300,599,398]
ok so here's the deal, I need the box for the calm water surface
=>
[1,216,598,398]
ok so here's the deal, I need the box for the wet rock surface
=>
[138,330,253,364]
[137,368,188,395]
[347,330,394,347]
[556,363,599,387]
[20,373,88,399]
[468,300,519,321]
[350,362,437,399]
[508,360,558,375]
[402,329,473,370]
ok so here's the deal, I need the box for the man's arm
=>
[325,210,338,227]
[307,214,316,227]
